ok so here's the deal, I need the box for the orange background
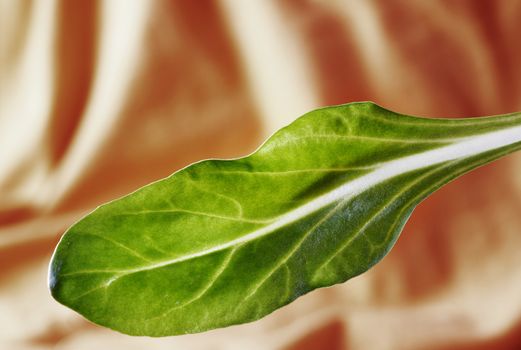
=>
[1,1,521,349]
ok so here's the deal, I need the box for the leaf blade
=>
[49,102,521,336]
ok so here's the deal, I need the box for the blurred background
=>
[1,1,521,349]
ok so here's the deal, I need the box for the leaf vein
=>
[81,232,151,263]
[238,201,345,306]
[146,247,237,322]
[116,208,269,224]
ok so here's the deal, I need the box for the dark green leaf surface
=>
[49,102,521,336]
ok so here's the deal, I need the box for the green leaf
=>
[49,102,521,336]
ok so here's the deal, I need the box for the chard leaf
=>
[49,102,521,336]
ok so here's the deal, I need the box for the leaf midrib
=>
[67,125,521,286]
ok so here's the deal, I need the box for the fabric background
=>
[1,1,521,349]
